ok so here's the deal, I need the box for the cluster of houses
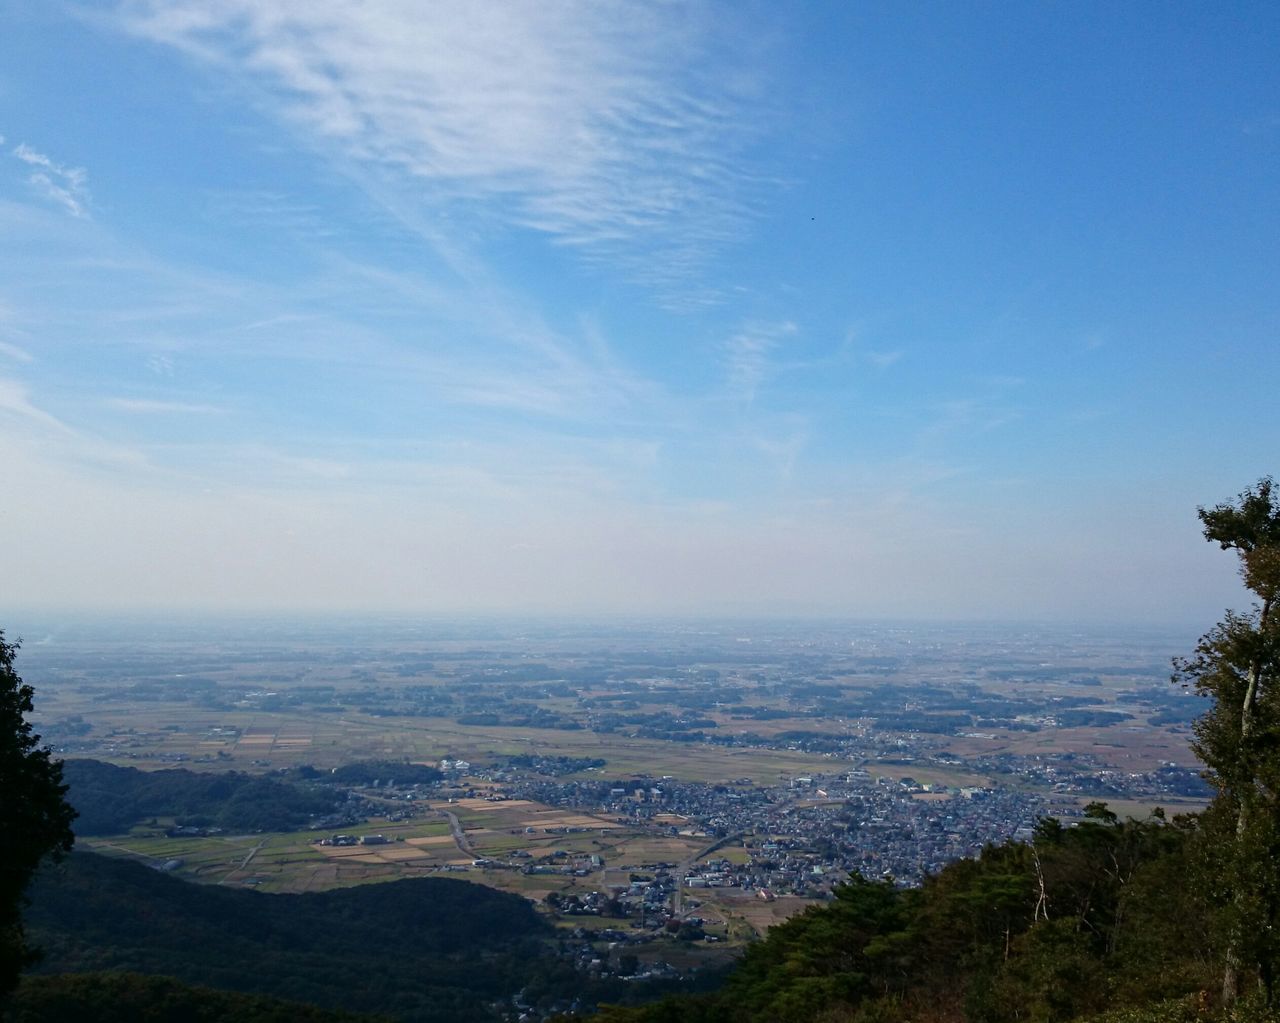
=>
[506,771,1060,886]
[315,833,391,847]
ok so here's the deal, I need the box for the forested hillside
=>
[3,972,380,1023]
[22,852,561,1022]
[592,804,1233,1023]
[60,759,343,835]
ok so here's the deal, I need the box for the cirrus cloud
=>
[108,0,771,277]
[12,142,91,217]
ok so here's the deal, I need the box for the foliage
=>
[0,632,76,999]
[24,852,548,1022]
[593,480,1280,1023]
[17,484,1280,1022]
[592,811,1218,1023]
[2,972,381,1022]
[325,761,442,785]
[24,851,673,1021]
[60,760,342,835]
[1178,478,1280,1005]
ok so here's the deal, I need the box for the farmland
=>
[25,614,1211,948]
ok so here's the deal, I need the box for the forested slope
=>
[591,805,1265,1023]
[59,759,343,835]
[23,852,558,1022]
[3,972,381,1023]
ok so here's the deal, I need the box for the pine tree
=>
[1174,478,1280,1006]
[0,631,77,998]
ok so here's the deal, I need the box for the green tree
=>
[0,631,77,999]
[1174,478,1280,1006]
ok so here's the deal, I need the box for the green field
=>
[81,798,709,897]
[45,692,843,785]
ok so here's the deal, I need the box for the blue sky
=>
[0,1,1277,621]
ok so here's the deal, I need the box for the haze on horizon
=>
[1,2,1276,625]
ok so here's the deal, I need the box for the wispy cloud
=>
[110,1,769,278]
[11,142,91,217]
[147,354,176,376]
[865,349,903,369]
[0,339,33,363]
[723,321,797,403]
[1240,112,1280,136]
[1,190,666,436]
[0,376,74,433]
[106,397,228,415]
[0,377,160,478]
[751,426,807,482]
[920,397,1022,443]
[203,189,345,242]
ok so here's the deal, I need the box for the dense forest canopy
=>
[59,759,344,835]
[22,852,559,1023]
[0,634,76,999]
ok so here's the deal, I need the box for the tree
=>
[1174,478,1280,1006]
[0,630,77,998]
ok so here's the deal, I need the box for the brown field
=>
[1059,795,1209,821]
[31,618,1208,963]
[42,700,842,784]
[446,800,622,835]
[702,845,752,865]
[946,724,1199,773]
[452,798,540,812]
[696,890,817,936]
[42,663,1198,798]
[607,835,707,865]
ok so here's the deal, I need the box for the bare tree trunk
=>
[1223,943,1241,1007]
[1223,597,1270,1008]
[1236,599,1268,753]
[1031,845,1050,923]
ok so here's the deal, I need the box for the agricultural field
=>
[80,795,712,900]
[25,615,1212,950]
[693,890,817,937]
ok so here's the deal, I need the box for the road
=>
[439,808,474,858]
[671,833,743,917]
[670,790,818,916]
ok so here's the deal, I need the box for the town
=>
[23,617,1212,974]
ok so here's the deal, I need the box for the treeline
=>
[60,758,448,836]
[455,704,583,729]
[2,972,380,1022]
[23,852,694,1020]
[591,805,1251,1023]
[322,760,442,785]
[22,852,573,1022]
[496,754,607,776]
[61,760,342,835]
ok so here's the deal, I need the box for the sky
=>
[0,1,1277,623]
